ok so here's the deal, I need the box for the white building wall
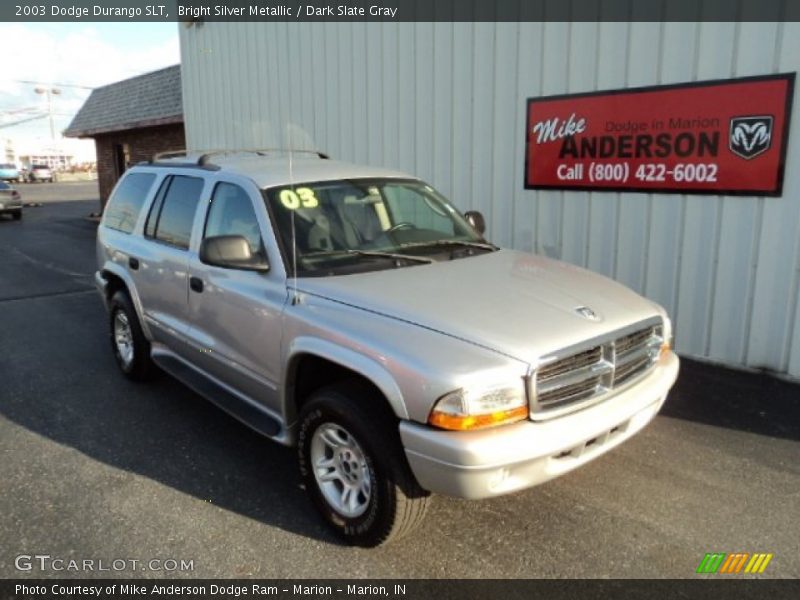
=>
[179,21,800,378]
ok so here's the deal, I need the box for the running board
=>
[152,353,282,438]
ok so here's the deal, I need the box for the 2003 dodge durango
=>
[95,150,679,546]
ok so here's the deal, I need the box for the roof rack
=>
[150,149,191,161]
[146,149,221,171]
[148,148,330,170]
[197,148,330,166]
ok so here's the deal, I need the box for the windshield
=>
[264,178,489,276]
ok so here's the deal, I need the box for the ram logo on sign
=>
[729,116,773,159]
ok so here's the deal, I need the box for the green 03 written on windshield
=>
[263,179,497,276]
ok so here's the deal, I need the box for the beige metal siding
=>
[180,21,800,378]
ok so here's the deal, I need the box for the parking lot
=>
[1,182,798,578]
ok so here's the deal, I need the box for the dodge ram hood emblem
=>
[729,116,773,159]
[574,306,600,321]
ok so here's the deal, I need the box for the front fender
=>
[283,336,409,422]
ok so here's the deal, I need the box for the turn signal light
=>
[428,405,528,431]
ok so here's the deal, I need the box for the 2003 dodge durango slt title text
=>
[94,149,679,547]
[15,4,399,19]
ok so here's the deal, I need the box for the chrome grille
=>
[538,376,601,408]
[537,346,602,382]
[532,321,663,418]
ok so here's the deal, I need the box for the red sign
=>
[525,74,795,196]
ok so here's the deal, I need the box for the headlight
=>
[428,383,528,431]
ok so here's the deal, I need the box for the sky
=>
[0,22,180,163]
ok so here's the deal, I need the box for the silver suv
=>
[96,150,679,546]
[26,164,53,183]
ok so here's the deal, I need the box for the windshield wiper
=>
[400,239,498,251]
[304,249,434,264]
[347,249,434,264]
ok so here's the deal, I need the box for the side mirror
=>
[199,235,269,272]
[464,210,486,235]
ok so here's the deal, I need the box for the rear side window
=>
[145,175,204,249]
[103,172,157,233]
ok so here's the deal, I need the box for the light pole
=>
[34,86,61,142]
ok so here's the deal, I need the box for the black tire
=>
[109,290,153,381]
[298,381,431,547]
[12,210,21,220]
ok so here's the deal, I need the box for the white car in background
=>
[26,164,53,183]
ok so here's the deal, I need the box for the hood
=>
[297,250,663,364]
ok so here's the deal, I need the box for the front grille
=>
[532,321,663,417]
[537,346,602,382]
[537,376,602,408]
[615,328,653,354]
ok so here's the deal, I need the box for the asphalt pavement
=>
[1,182,798,579]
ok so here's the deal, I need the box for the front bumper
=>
[400,351,679,499]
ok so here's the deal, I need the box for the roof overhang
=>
[64,114,183,139]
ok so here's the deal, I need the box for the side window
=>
[148,175,204,250]
[204,182,265,258]
[103,172,156,233]
[144,176,171,238]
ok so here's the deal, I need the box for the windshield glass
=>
[264,178,488,276]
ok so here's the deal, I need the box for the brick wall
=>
[94,123,185,209]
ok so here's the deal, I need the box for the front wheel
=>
[298,382,430,546]
[11,210,21,220]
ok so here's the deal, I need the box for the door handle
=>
[128,257,139,270]
[189,276,204,293]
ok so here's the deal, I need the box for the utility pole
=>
[34,86,61,141]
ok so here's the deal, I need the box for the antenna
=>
[288,133,299,305]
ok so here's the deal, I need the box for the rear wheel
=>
[109,290,153,381]
[298,382,431,546]
[11,210,21,220]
